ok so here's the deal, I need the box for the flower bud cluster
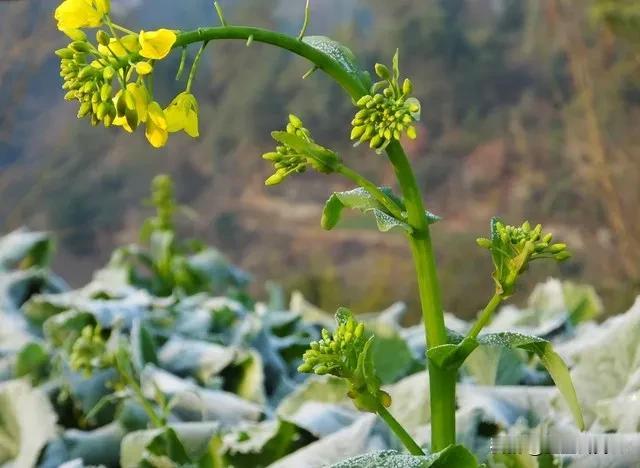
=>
[262,115,311,186]
[351,51,421,153]
[58,37,120,127]
[54,2,197,149]
[477,219,571,296]
[69,325,112,377]
[298,308,390,413]
[262,115,340,186]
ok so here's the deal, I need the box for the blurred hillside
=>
[1,0,639,318]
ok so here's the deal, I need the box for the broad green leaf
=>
[14,341,49,383]
[130,320,159,370]
[427,337,478,370]
[370,323,417,384]
[329,445,478,468]
[302,36,371,91]
[269,415,378,468]
[477,332,585,430]
[120,422,219,468]
[39,423,124,468]
[221,420,300,467]
[157,336,235,384]
[321,187,439,233]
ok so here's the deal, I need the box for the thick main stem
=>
[386,141,455,451]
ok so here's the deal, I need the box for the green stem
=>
[337,164,407,223]
[174,27,368,98]
[467,292,503,339]
[172,24,452,452]
[376,402,425,455]
[186,41,208,92]
[298,0,311,40]
[385,140,454,451]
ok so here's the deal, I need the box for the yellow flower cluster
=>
[54,0,198,148]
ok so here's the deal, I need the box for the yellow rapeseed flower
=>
[98,34,140,58]
[113,83,148,132]
[139,29,177,60]
[165,92,199,138]
[145,101,168,148]
[54,0,109,31]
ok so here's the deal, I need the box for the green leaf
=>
[321,187,439,233]
[120,422,220,467]
[302,36,371,90]
[477,332,585,430]
[427,337,479,370]
[329,445,478,468]
[130,320,158,370]
[370,324,416,384]
[221,420,301,467]
[0,229,53,272]
[14,342,49,383]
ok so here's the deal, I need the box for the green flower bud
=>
[550,243,567,253]
[351,125,365,140]
[402,78,412,95]
[70,40,91,53]
[374,63,391,80]
[96,30,110,46]
[103,66,115,81]
[55,48,75,59]
[100,83,112,102]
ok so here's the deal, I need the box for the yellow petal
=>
[146,101,167,130]
[54,0,104,31]
[139,29,176,60]
[113,115,133,133]
[184,109,199,138]
[60,28,87,41]
[164,104,186,133]
[145,120,168,148]
[126,83,149,122]
[98,35,139,58]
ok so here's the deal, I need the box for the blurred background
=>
[1,0,639,320]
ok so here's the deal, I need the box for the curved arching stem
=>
[174,25,453,451]
[175,27,368,99]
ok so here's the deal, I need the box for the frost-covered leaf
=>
[277,375,356,437]
[329,445,478,468]
[221,420,300,467]
[477,332,584,430]
[39,423,124,468]
[158,336,235,383]
[120,422,219,467]
[558,297,640,430]
[0,229,53,272]
[321,187,439,234]
[487,279,602,339]
[0,380,57,468]
[269,415,383,468]
[302,36,371,92]
[141,366,262,426]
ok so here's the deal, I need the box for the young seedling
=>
[52,0,585,461]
